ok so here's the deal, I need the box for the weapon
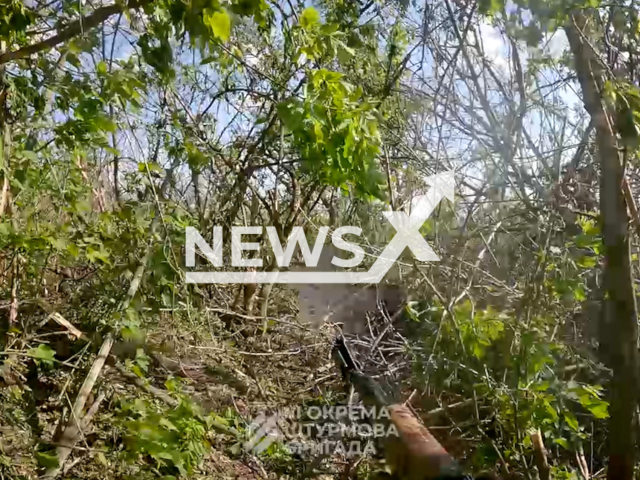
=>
[332,335,472,480]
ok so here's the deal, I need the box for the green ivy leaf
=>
[135,348,150,373]
[87,245,110,264]
[46,235,67,251]
[67,243,80,257]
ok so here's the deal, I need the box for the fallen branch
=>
[46,313,86,341]
[55,393,105,476]
[42,334,114,479]
[9,258,19,324]
[531,429,551,480]
[112,362,178,407]
[70,335,113,422]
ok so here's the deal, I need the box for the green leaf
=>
[96,451,108,466]
[159,417,178,431]
[35,451,59,469]
[154,451,176,461]
[564,413,579,431]
[87,246,110,264]
[553,437,569,449]
[205,9,231,41]
[543,399,558,420]
[574,384,610,419]
[67,243,80,257]
[165,376,180,392]
[46,235,67,251]
[584,399,609,419]
[130,363,145,378]
[300,7,320,29]
[28,344,56,366]
[534,381,550,392]
[21,150,38,161]
[135,349,150,372]
[277,98,303,129]
[572,285,586,302]
[229,442,242,455]
[138,161,162,173]
[479,0,504,15]
[577,256,597,268]
[337,45,355,63]
[97,61,108,75]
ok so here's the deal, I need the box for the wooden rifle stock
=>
[385,403,460,479]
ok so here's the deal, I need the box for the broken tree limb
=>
[47,313,86,341]
[120,261,147,312]
[576,445,590,480]
[531,429,551,480]
[70,334,113,422]
[112,362,178,407]
[9,258,19,324]
[42,334,114,479]
[46,393,106,479]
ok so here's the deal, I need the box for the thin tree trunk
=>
[192,170,202,216]
[566,13,639,480]
[0,40,10,219]
[9,257,19,324]
[109,105,119,204]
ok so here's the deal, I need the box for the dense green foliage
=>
[1,0,639,479]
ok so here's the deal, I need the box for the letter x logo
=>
[362,170,454,283]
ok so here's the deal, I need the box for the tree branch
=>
[0,0,151,65]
